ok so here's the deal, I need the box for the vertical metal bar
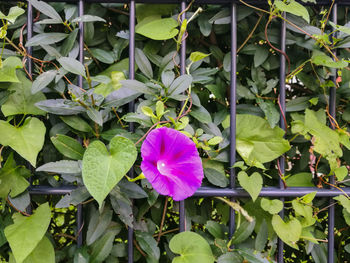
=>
[76,0,84,247]
[78,0,84,88]
[26,2,34,215]
[277,13,287,263]
[228,3,237,239]
[77,204,83,247]
[27,3,33,75]
[128,1,135,262]
[179,0,187,233]
[327,5,337,263]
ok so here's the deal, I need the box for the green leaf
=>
[205,221,224,239]
[156,101,164,117]
[335,166,348,181]
[208,136,223,146]
[136,232,160,261]
[0,57,23,83]
[58,57,86,77]
[0,6,25,24]
[304,109,343,170]
[236,114,291,168]
[0,118,45,167]
[72,15,106,23]
[301,191,316,203]
[95,71,126,97]
[35,99,86,115]
[22,236,55,263]
[36,160,81,174]
[238,171,262,202]
[26,33,68,47]
[311,51,348,69]
[230,219,256,245]
[82,136,137,207]
[334,195,350,213]
[254,45,269,68]
[0,154,30,198]
[86,206,114,246]
[86,108,103,127]
[60,116,92,133]
[286,172,314,187]
[217,252,244,263]
[190,106,212,124]
[1,71,46,116]
[90,48,114,64]
[203,160,229,187]
[168,75,192,95]
[260,198,283,214]
[120,79,154,95]
[61,28,78,57]
[272,215,301,249]
[169,231,215,263]
[292,199,315,227]
[90,224,120,263]
[141,106,156,118]
[32,70,57,94]
[190,52,210,63]
[136,17,179,40]
[329,21,350,36]
[135,48,153,79]
[4,203,51,263]
[255,220,268,251]
[51,134,85,160]
[275,0,310,23]
[257,99,280,128]
[28,0,62,22]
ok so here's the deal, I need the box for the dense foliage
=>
[0,0,350,262]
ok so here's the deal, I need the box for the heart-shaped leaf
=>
[260,198,283,214]
[1,71,46,116]
[4,203,51,263]
[169,231,215,263]
[0,117,46,167]
[0,57,22,83]
[272,215,301,249]
[82,136,137,207]
[238,171,262,202]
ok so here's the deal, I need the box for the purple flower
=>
[140,127,204,201]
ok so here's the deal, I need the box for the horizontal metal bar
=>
[8,0,349,4]
[29,185,350,197]
[194,186,350,197]
[28,185,76,195]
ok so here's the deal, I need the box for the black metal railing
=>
[24,1,350,262]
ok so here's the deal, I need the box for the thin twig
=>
[6,197,30,217]
[237,13,263,53]
[157,197,169,242]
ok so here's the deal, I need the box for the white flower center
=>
[157,160,168,176]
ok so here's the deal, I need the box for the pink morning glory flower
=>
[140,127,204,201]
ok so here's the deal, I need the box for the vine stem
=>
[6,197,30,217]
[157,197,169,242]
[237,13,263,53]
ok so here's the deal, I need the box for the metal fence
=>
[25,0,350,262]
